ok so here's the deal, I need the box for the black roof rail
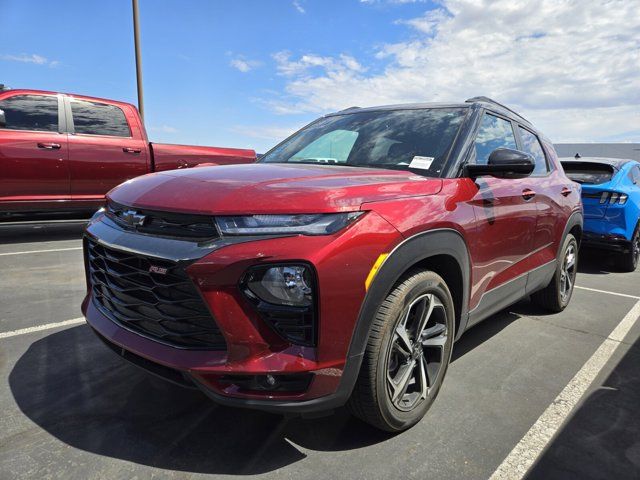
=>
[339,106,361,112]
[465,96,529,124]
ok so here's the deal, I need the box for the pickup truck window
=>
[70,99,131,137]
[0,94,58,132]
[260,108,467,176]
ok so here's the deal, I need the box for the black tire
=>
[616,224,639,272]
[347,269,455,432]
[531,233,578,312]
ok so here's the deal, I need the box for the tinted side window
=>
[473,113,517,164]
[518,127,549,175]
[0,95,58,132]
[71,100,130,137]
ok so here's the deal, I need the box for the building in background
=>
[555,143,640,161]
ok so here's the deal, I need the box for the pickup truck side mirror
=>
[465,148,535,179]
[0,109,6,128]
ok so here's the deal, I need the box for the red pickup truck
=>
[0,88,256,216]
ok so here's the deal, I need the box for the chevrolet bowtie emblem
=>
[121,209,147,227]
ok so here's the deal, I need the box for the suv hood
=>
[108,163,443,215]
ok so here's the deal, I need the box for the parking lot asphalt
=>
[1,223,639,479]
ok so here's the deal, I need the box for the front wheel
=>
[348,269,455,432]
[531,233,578,312]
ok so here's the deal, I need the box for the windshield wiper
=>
[289,158,340,165]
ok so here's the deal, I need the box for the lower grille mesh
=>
[86,238,226,350]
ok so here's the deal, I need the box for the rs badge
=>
[149,265,168,275]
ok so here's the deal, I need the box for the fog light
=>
[246,265,313,307]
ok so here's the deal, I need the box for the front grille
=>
[86,238,226,350]
[107,201,219,241]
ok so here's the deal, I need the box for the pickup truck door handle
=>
[122,147,142,154]
[37,142,61,150]
[522,188,536,201]
[561,187,572,197]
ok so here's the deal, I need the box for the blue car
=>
[561,157,640,272]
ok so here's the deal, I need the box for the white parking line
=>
[0,318,85,339]
[575,285,640,300]
[489,299,640,480]
[0,247,83,257]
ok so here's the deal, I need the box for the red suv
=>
[82,97,582,431]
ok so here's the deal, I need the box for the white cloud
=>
[267,0,640,142]
[273,51,364,77]
[0,53,60,67]
[230,57,262,73]
[293,1,305,14]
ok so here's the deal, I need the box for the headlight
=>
[245,264,313,307]
[215,212,364,235]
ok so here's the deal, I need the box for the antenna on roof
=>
[574,153,581,159]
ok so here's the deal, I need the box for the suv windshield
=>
[260,107,468,176]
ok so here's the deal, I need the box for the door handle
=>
[122,147,142,154]
[37,142,61,150]
[522,188,536,201]
[561,187,572,197]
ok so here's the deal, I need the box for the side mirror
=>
[0,109,5,128]
[466,148,534,179]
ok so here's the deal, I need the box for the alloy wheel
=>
[386,293,448,412]
[560,243,576,302]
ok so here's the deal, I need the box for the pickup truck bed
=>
[0,88,256,216]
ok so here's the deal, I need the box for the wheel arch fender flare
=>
[562,210,584,249]
[337,229,471,400]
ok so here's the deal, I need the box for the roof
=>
[0,88,137,110]
[326,97,533,128]
[327,102,470,116]
[559,156,638,170]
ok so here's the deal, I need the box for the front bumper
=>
[82,210,401,412]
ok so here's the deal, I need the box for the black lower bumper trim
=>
[92,327,198,390]
[92,325,359,414]
[582,232,632,253]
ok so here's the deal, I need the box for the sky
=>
[1,0,639,153]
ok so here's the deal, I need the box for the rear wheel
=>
[348,270,455,432]
[616,224,639,272]
[531,233,578,312]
